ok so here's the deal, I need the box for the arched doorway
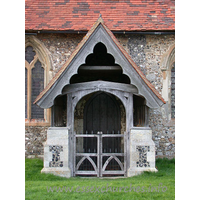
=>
[84,92,121,134]
[74,92,126,177]
[84,92,122,163]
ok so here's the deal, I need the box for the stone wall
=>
[118,34,175,158]
[36,33,83,79]
[25,33,175,159]
[25,126,49,158]
[143,35,175,158]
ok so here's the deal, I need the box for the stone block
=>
[127,128,157,177]
[41,127,71,178]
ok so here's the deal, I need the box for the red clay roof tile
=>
[25,0,175,31]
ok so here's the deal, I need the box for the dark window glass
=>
[25,46,36,63]
[31,60,44,119]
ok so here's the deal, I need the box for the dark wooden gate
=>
[74,92,126,177]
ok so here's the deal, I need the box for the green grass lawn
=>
[25,158,175,200]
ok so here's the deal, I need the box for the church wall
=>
[117,34,175,158]
[25,126,48,158]
[25,33,175,159]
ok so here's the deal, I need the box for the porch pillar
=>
[41,127,71,177]
[66,93,75,177]
[125,93,134,132]
[127,127,157,177]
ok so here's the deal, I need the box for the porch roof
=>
[34,17,165,108]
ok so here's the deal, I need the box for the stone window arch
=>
[161,45,175,121]
[25,36,51,126]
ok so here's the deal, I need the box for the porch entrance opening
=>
[74,92,126,177]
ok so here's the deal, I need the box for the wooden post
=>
[124,131,127,177]
[67,93,74,176]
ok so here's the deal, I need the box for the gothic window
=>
[31,60,44,119]
[161,45,175,121]
[25,45,44,120]
[25,36,51,126]
[171,62,175,119]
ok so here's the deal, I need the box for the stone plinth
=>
[127,127,157,177]
[41,127,71,177]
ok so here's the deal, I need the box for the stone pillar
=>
[41,127,71,177]
[127,127,157,177]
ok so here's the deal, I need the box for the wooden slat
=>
[75,171,97,175]
[102,171,125,175]
[101,153,124,156]
[79,65,122,71]
[75,134,98,137]
[124,132,127,177]
[97,134,100,177]
[101,134,124,137]
[99,133,102,177]
[73,134,76,176]
[76,153,97,156]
